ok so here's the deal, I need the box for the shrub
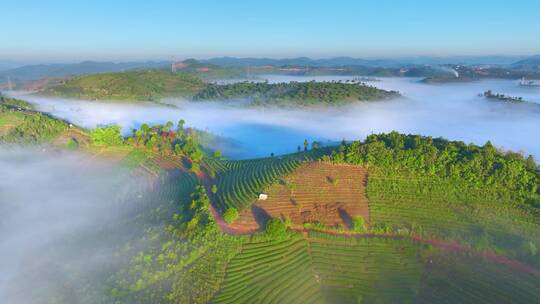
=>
[213,150,222,159]
[223,207,238,223]
[265,218,288,239]
[190,162,201,173]
[90,125,123,146]
[65,138,79,149]
[211,185,218,194]
[351,217,367,233]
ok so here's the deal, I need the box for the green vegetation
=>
[41,69,206,101]
[0,105,25,135]
[193,81,399,106]
[65,137,79,149]
[264,218,289,239]
[208,148,330,213]
[222,207,239,224]
[0,109,67,143]
[3,102,540,304]
[324,132,540,264]
[0,96,34,110]
[351,217,367,233]
[90,125,123,146]
[126,121,206,170]
[212,233,540,303]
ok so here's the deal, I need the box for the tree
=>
[90,125,123,146]
[140,123,149,136]
[177,119,185,137]
[165,120,174,131]
[223,207,238,223]
[211,185,218,194]
[265,218,288,239]
[303,139,309,151]
[213,149,222,159]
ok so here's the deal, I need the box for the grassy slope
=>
[41,69,206,101]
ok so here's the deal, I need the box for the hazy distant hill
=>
[0,61,168,83]
[202,55,526,68]
[512,55,540,69]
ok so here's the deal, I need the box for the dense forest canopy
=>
[193,81,400,106]
[324,132,539,199]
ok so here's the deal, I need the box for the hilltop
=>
[40,69,206,101]
[193,81,400,106]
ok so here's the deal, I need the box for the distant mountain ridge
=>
[0,61,168,83]
[512,55,540,69]
[202,55,528,67]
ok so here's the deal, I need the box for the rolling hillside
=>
[40,69,206,101]
[2,104,539,303]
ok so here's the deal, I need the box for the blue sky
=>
[3,0,540,62]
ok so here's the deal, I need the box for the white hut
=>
[258,193,268,201]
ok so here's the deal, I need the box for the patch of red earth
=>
[217,162,370,232]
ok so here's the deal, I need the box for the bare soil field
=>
[230,162,369,230]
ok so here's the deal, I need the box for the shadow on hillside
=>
[252,205,271,228]
[338,207,353,229]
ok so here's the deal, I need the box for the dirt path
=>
[196,169,259,235]
[172,162,540,277]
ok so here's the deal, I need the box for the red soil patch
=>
[54,128,90,147]
[232,162,369,231]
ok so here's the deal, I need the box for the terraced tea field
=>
[416,250,540,303]
[0,109,25,135]
[212,234,540,304]
[367,175,540,260]
[210,150,330,214]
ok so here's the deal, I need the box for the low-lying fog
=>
[0,147,145,303]
[14,76,540,159]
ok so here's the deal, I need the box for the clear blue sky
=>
[3,0,540,62]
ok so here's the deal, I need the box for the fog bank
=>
[13,76,540,159]
[0,146,146,304]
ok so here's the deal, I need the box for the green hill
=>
[193,81,400,106]
[40,69,206,101]
[3,107,540,304]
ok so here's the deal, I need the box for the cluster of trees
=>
[483,90,525,103]
[193,81,399,105]
[0,96,34,110]
[265,218,291,239]
[126,120,206,172]
[324,132,539,196]
[89,125,123,146]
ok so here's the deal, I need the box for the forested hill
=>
[193,81,400,106]
[40,69,206,101]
